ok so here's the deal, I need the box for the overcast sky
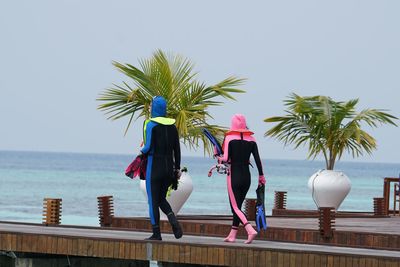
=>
[1,1,399,163]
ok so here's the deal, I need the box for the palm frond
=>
[97,50,245,153]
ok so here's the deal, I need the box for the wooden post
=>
[274,191,287,210]
[373,197,386,216]
[243,198,257,221]
[42,198,62,225]
[318,207,335,239]
[98,195,114,227]
[383,178,390,215]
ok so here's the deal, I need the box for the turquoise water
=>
[0,151,399,226]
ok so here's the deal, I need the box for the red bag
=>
[125,154,147,180]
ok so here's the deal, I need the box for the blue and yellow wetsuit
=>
[141,96,181,239]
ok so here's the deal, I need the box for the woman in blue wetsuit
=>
[141,96,182,240]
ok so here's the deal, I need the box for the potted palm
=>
[97,50,245,217]
[264,93,397,210]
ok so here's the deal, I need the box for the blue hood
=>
[151,96,167,118]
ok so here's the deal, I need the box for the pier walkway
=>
[1,222,400,266]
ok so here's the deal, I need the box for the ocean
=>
[0,151,399,226]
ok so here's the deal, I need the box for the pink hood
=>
[220,114,256,162]
[226,114,254,135]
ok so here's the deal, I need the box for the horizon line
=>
[1,149,399,165]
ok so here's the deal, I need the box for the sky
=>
[1,1,399,163]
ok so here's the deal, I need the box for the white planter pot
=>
[307,170,351,210]
[140,170,193,220]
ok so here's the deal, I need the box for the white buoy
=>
[140,169,193,220]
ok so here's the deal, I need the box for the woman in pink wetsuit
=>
[219,114,266,244]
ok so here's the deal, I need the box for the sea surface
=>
[0,151,399,226]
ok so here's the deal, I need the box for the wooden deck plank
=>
[129,241,136,259]
[333,254,340,267]
[277,251,285,267]
[52,236,59,254]
[185,244,192,263]
[295,253,303,267]
[6,234,12,251]
[78,238,88,256]
[320,254,328,267]
[190,245,197,265]
[97,240,105,258]
[1,233,6,249]
[17,234,22,254]
[242,248,249,267]
[87,239,94,257]
[251,249,259,267]
[201,246,208,265]
[170,244,176,263]
[135,242,144,260]
[21,234,30,252]
[250,248,256,267]
[339,256,346,267]
[113,241,120,259]
[265,251,272,266]
[234,248,241,267]
[214,246,221,266]
[359,257,366,267]
[66,237,72,255]
[2,233,8,250]
[327,255,334,267]
[314,254,321,267]
[107,239,114,258]
[174,244,182,264]
[271,251,278,267]
[353,258,360,267]
[56,237,66,255]
[258,251,265,267]
[123,241,131,259]
[346,256,353,267]
[159,242,165,262]
[365,258,373,267]
[195,246,202,266]
[118,241,125,259]
[61,237,68,255]
[308,253,315,267]
[301,253,309,267]
[289,252,296,267]
[167,244,174,263]
[207,246,216,266]
[183,244,190,264]
[162,243,169,262]
[177,243,183,263]
[11,234,17,251]
[217,247,224,266]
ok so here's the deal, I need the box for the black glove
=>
[171,169,181,190]
[171,179,178,191]
[174,168,182,179]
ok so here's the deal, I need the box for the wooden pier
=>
[1,221,400,267]
[1,177,399,266]
[110,214,400,251]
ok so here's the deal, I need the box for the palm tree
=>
[264,93,397,170]
[97,50,245,154]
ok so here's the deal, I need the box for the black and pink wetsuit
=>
[220,122,264,228]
